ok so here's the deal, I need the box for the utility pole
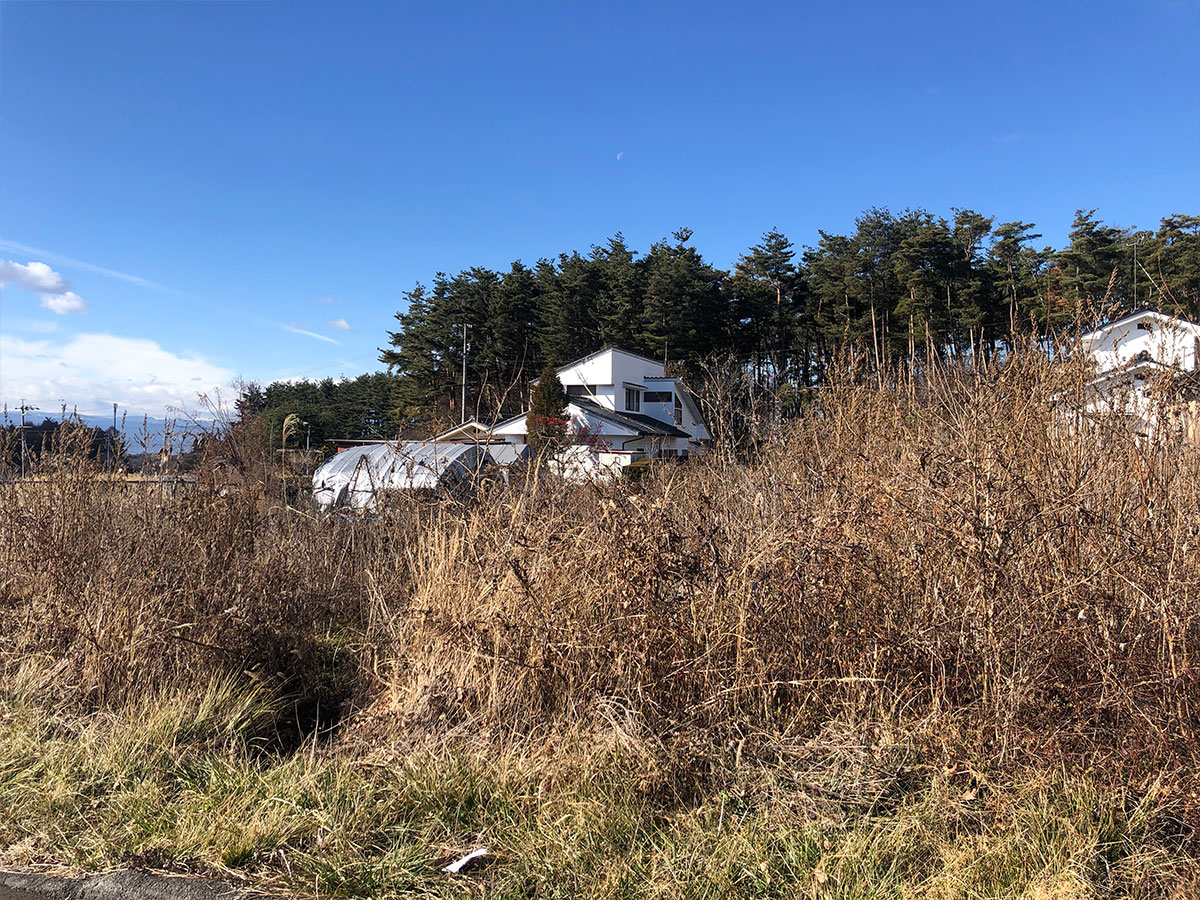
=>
[1123,232,1147,310]
[18,400,38,479]
[460,322,471,424]
[1133,234,1142,309]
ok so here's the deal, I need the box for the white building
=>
[1079,309,1200,431]
[1081,309,1200,375]
[484,347,711,478]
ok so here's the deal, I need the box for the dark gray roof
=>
[571,397,689,437]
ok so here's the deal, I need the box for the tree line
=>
[1,418,122,475]
[234,372,405,453]
[249,208,1199,446]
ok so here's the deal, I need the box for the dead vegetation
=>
[1,347,1198,895]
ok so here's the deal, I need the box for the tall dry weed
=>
[1,349,1197,802]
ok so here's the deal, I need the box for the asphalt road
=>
[0,870,267,900]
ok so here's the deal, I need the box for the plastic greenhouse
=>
[312,441,494,511]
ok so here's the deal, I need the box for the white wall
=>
[490,403,637,446]
[592,384,617,410]
[496,348,710,457]
[557,349,666,412]
[1086,314,1200,374]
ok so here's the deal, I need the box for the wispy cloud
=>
[281,322,341,345]
[327,317,352,331]
[0,238,175,293]
[994,132,1023,144]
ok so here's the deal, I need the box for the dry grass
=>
[1,348,1198,895]
[1,673,1195,899]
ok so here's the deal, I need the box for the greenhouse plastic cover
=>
[484,442,533,467]
[312,441,494,510]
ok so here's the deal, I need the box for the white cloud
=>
[327,317,352,331]
[280,322,341,345]
[0,333,235,416]
[39,291,89,315]
[0,259,68,293]
[1,258,88,314]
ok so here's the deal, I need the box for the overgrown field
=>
[2,353,1198,898]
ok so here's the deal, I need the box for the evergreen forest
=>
[248,208,1200,448]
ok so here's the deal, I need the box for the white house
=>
[1081,309,1200,375]
[1078,309,1200,431]
[482,347,711,478]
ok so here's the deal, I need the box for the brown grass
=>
[2,349,1198,826]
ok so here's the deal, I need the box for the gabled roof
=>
[571,397,689,437]
[489,397,690,438]
[1080,308,1198,341]
[431,419,491,441]
[555,345,668,373]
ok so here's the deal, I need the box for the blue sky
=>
[1,0,1197,415]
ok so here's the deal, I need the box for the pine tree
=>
[1153,214,1200,316]
[948,209,995,352]
[641,228,729,367]
[381,280,454,423]
[892,213,959,353]
[534,255,600,366]
[1052,210,1128,324]
[733,229,799,381]
[594,233,643,349]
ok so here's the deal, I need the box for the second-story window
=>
[673,395,683,425]
[625,387,641,412]
[567,384,597,398]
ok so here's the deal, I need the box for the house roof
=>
[555,345,668,373]
[570,397,690,437]
[529,346,673,387]
[489,397,690,438]
[1080,308,1197,341]
[431,419,491,441]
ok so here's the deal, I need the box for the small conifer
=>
[526,365,568,456]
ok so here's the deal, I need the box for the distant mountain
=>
[3,412,212,454]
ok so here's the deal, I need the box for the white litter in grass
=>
[442,847,489,874]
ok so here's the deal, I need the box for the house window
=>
[625,387,641,412]
[567,384,597,397]
[643,391,672,403]
[673,395,683,425]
